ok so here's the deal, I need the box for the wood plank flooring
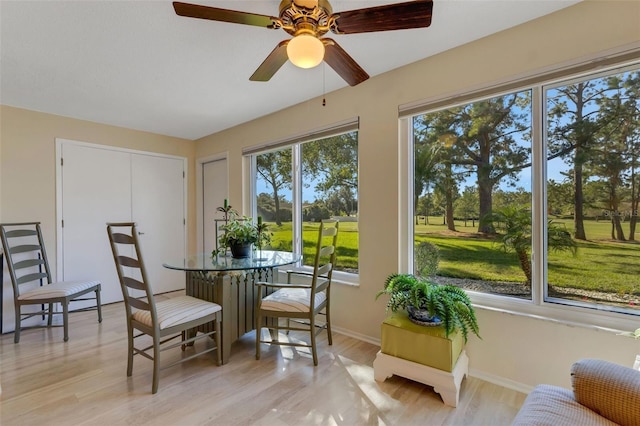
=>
[0,294,526,425]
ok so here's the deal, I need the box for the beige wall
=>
[194,1,640,391]
[0,106,197,272]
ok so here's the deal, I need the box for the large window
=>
[253,129,359,275]
[411,63,640,316]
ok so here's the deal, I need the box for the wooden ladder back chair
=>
[0,222,102,343]
[106,222,222,394]
[255,219,339,366]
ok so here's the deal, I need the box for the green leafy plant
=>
[376,273,480,342]
[414,241,440,277]
[485,206,577,285]
[213,213,271,256]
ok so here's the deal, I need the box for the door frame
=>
[55,138,188,279]
[196,153,228,254]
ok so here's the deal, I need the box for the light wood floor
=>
[0,295,526,425]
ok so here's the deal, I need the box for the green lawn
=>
[416,217,640,295]
[266,221,359,270]
[266,217,640,296]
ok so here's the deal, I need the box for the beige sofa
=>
[512,359,640,426]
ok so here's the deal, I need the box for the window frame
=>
[401,51,640,332]
[245,120,360,285]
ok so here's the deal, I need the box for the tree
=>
[302,132,358,208]
[454,186,479,227]
[414,134,444,224]
[256,150,291,226]
[547,178,574,216]
[414,92,532,234]
[547,80,611,240]
[486,206,577,286]
[592,72,640,241]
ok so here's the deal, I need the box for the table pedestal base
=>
[373,350,468,407]
[186,269,273,364]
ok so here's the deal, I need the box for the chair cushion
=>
[133,295,221,330]
[261,287,326,313]
[18,280,100,300]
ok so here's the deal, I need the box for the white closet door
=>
[132,154,185,294]
[61,143,132,304]
[202,158,228,254]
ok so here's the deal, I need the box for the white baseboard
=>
[332,326,380,346]
[468,368,533,395]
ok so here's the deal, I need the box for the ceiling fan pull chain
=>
[322,63,326,107]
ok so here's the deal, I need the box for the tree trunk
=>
[446,186,456,232]
[573,162,587,240]
[477,167,494,233]
[272,186,282,226]
[612,214,626,241]
[517,249,532,286]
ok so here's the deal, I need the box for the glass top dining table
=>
[162,249,302,365]
[162,250,301,273]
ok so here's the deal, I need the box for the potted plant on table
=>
[376,273,480,342]
[214,211,271,259]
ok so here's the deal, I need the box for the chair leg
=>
[152,334,161,394]
[126,325,134,377]
[62,302,69,342]
[310,316,318,366]
[14,306,21,344]
[96,287,103,323]
[255,312,262,360]
[326,307,333,346]
[47,303,54,326]
[215,314,222,366]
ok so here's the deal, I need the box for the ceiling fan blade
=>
[250,41,290,82]
[173,2,279,28]
[330,0,433,34]
[322,39,369,87]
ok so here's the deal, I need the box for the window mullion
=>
[531,86,546,305]
[292,144,303,258]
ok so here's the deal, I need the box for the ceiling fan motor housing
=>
[279,0,333,37]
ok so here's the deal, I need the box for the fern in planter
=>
[376,273,480,343]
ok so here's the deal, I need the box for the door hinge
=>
[183,218,186,225]
[61,158,64,166]
[183,171,185,178]
[62,219,64,228]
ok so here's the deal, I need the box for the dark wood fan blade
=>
[173,2,279,28]
[250,41,290,82]
[331,0,433,34]
[322,39,369,87]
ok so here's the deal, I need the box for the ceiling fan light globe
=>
[287,34,325,69]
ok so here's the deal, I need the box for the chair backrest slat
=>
[128,297,151,312]
[123,276,146,291]
[16,272,49,285]
[9,244,43,255]
[118,255,141,268]
[4,229,38,238]
[317,263,332,277]
[112,232,135,244]
[319,246,334,257]
[0,222,53,298]
[14,258,46,270]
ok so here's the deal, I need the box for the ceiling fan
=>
[172,0,434,86]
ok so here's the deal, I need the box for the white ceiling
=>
[0,0,580,140]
